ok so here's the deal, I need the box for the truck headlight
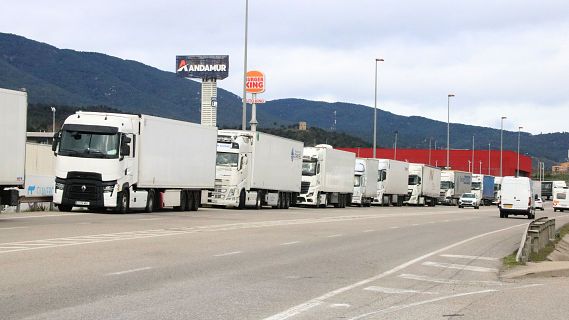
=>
[228,189,235,197]
[103,185,115,193]
[55,182,65,190]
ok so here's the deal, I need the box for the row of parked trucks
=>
[2,87,567,214]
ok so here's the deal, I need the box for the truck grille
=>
[300,181,310,194]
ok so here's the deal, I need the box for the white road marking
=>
[443,219,450,222]
[0,213,89,219]
[422,261,498,273]
[348,289,497,320]
[0,226,29,230]
[0,211,477,255]
[326,234,343,238]
[107,267,152,276]
[389,226,400,229]
[213,251,242,257]
[136,217,163,221]
[329,303,351,309]
[261,222,526,320]
[398,274,503,286]
[440,254,499,261]
[364,286,436,295]
[362,229,375,233]
[280,241,301,246]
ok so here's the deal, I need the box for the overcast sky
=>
[2,0,568,134]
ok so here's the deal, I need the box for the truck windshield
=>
[408,175,421,185]
[216,152,239,167]
[59,130,119,159]
[354,175,362,187]
[440,181,454,190]
[302,161,317,176]
[471,182,482,190]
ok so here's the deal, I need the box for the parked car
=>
[458,193,480,209]
[534,197,544,211]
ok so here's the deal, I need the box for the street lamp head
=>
[501,116,507,120]
[376,58,384,62]
[448,94,455,97]
[50,107,56,112]
[518,126,523,130]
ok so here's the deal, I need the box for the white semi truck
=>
[406,163,441,206]
[439,170,472,206]
[207,130,303,209]
[373,159,409,206]
[351,158,379,207]
[52,112,217,213]
[298,145,355,208]
[0,88,27,208]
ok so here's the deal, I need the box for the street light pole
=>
[241,0,249,130]
[446,94,454,169]
[500,116,507,176]
[428,137,432,165]
[471,135,475,173]
[50,107,56,132]
[488,142,491,175]
[373,58,384,159]
[393,131,398,160]
[517,126,523,177]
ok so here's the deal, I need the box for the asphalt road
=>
[1,203,568,320]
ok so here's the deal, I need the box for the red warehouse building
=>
[337,148,532,177]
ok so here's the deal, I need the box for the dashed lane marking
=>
[440,254,499,261]
[364,286,437,295]
[422,261,499,273]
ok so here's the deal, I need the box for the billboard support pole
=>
[200,79,217,127]
[250,93,258,132]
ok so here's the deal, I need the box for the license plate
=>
[75,201,90,206]
[504,204,513,208]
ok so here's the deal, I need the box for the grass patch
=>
[503,250,523,268]
[528,222,569,262]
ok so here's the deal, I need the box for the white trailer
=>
[406,163,441,206]
[0,88,27,207]
[373,159,409,206]
[207,130,303,209]
[52,112,217,213]
[439,170,472,206]
[351,158,379,207]
[298,145,355,207]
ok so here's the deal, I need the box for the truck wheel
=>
[175,191,187,211]
[238,189,246,210]
[145,190,155,213]
[254,192,261,210]
[284,193,290,209]
[191,191,200,211]
[117,191,129,214]
[58,205,73,212]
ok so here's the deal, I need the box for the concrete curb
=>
[502,261,569,279]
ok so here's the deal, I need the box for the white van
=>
[553,187,569,212]
[499,176,535,219]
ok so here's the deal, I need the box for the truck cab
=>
[52,112,137,212]
[210,132,256,208]
[439,171,456,205]
[299,148,326,206]
[471,174,483,202]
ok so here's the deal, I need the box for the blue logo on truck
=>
[290,148,302,162]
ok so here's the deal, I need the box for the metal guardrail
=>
[16,196,54,212]
[516,217,556,263]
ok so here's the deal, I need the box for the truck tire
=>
[145,190,155,213]
[284,193,290,209]
[190,191,200,211]
[238,189,246,210]
[175,191,187,211]
[58,204,73,212]
[117,190,129,214]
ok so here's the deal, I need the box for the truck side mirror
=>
[120,135,131,157]
[52,131,61,153]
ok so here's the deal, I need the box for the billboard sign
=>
[176,55,229,80]
[245,70,265,93]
